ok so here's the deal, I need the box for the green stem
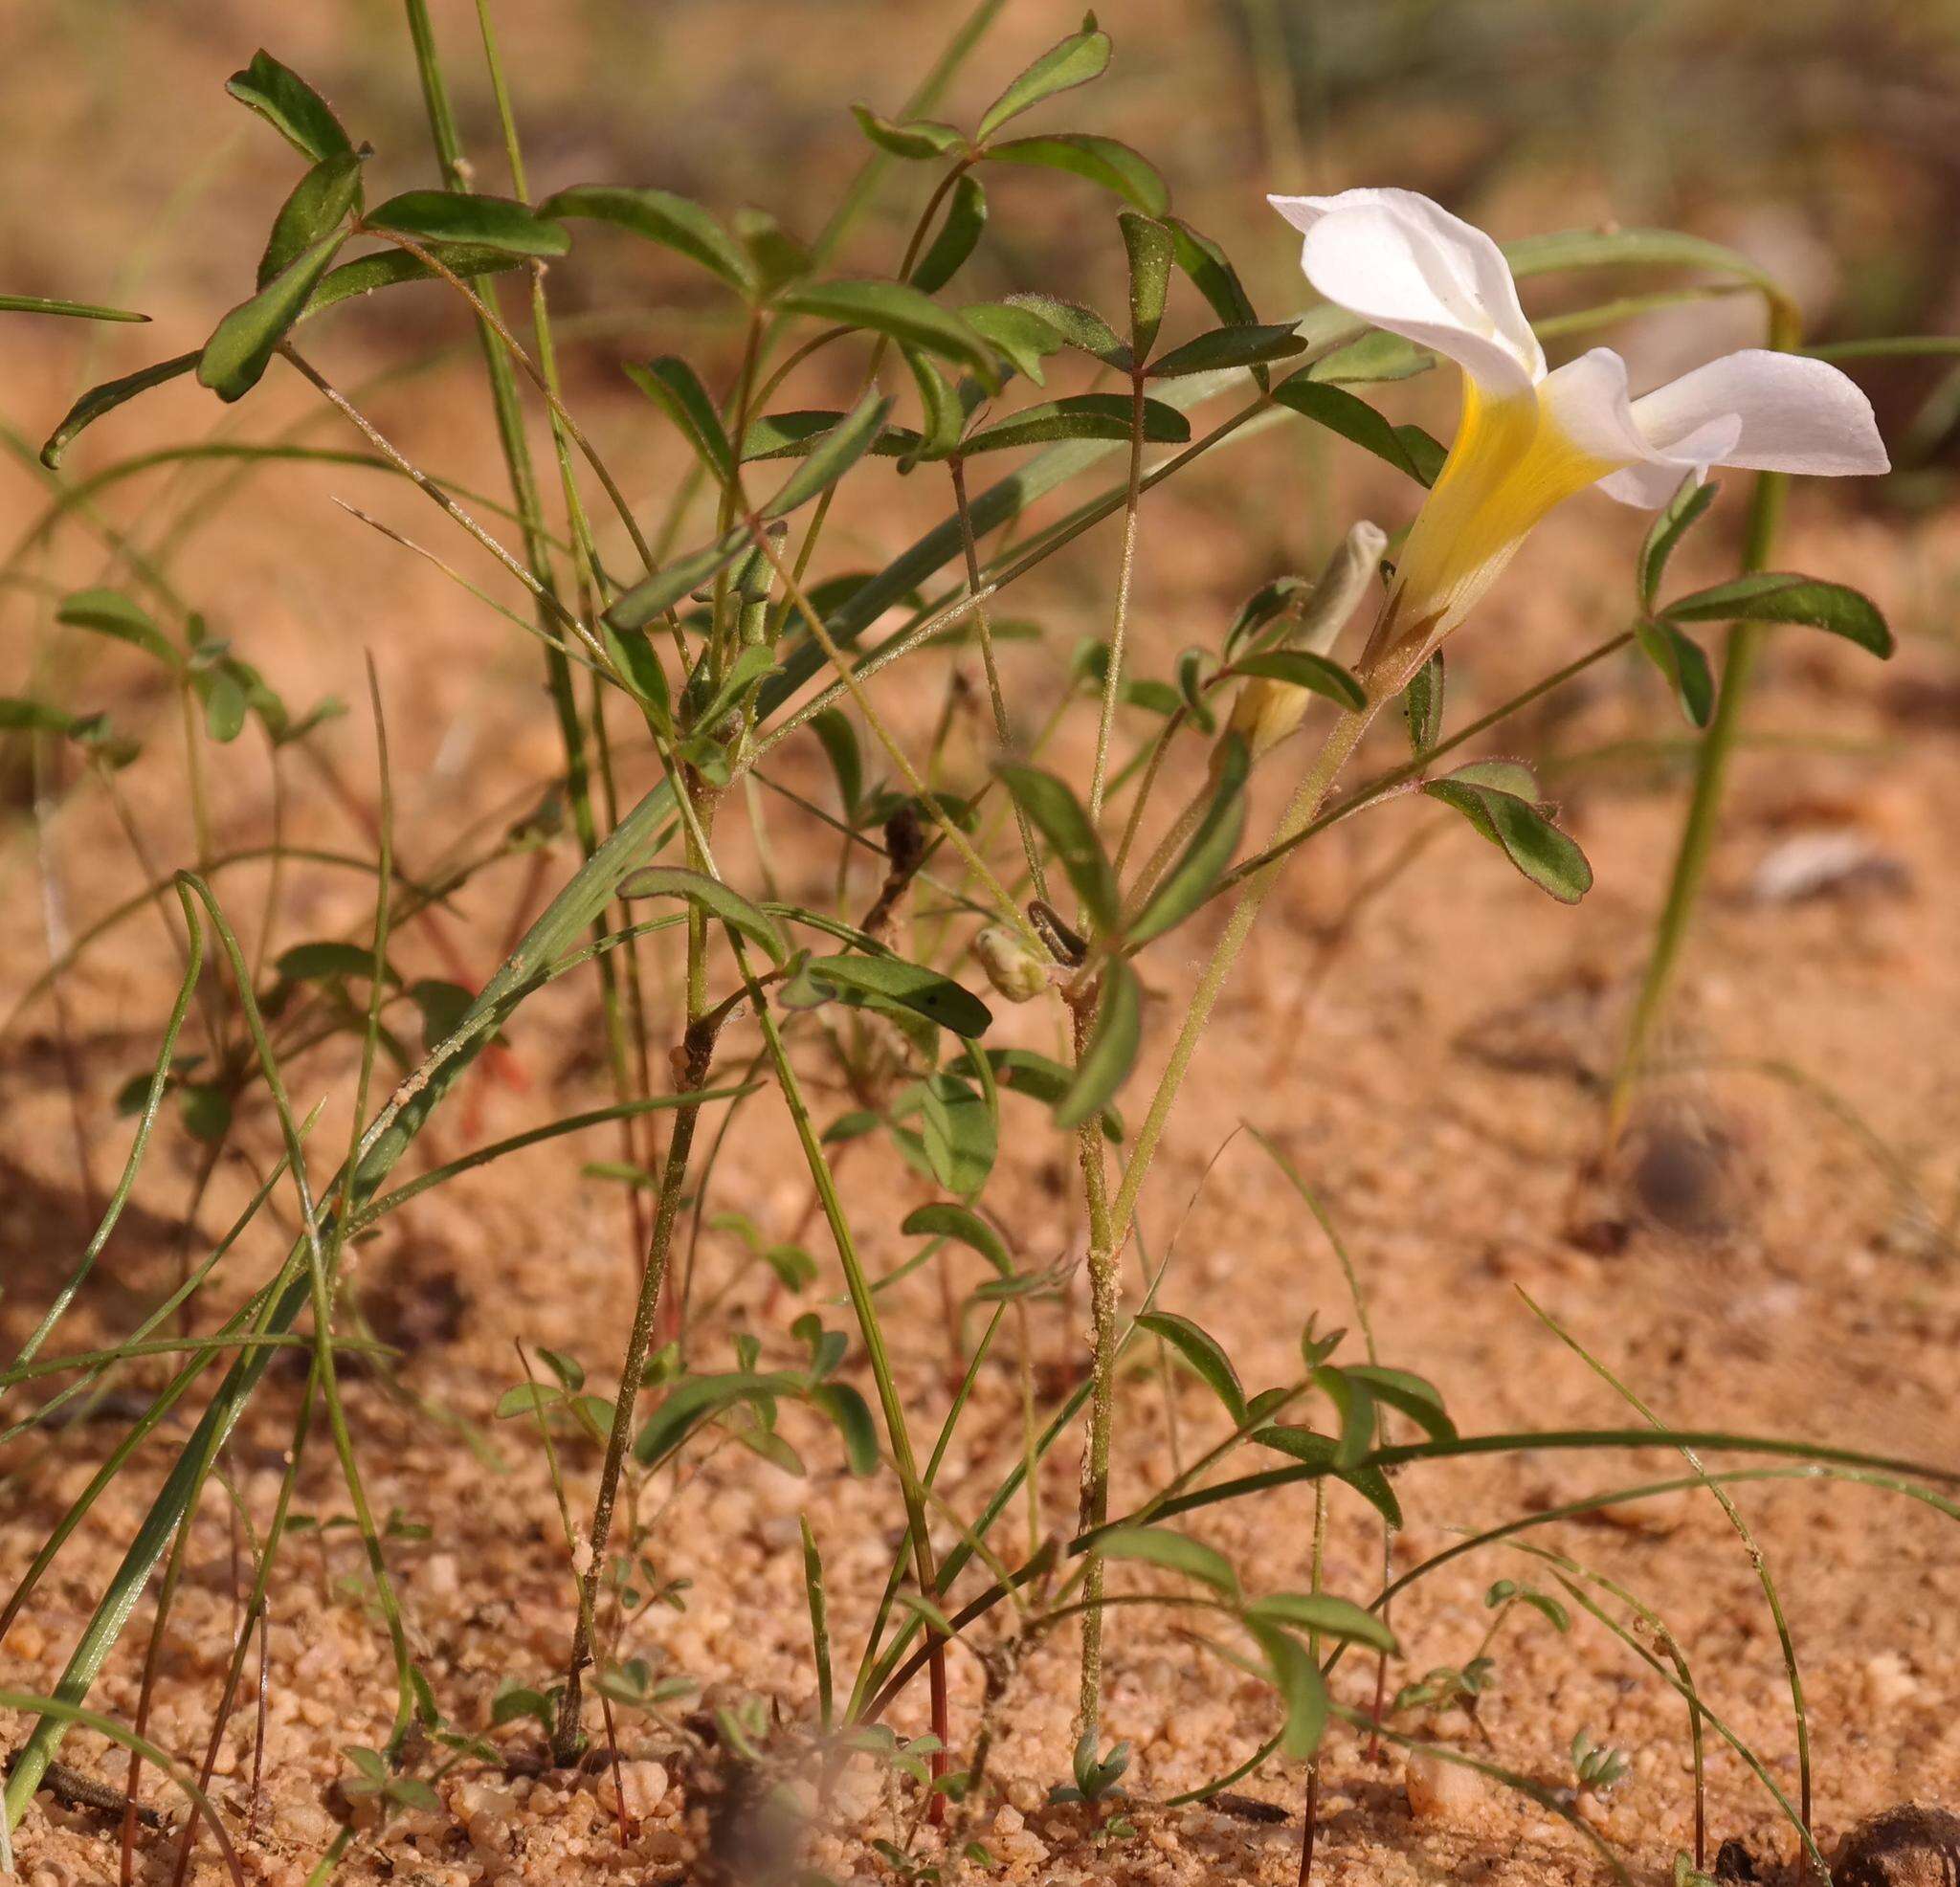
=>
[1611,304,1800,1134]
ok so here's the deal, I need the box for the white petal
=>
[1529,347,1735,508]
[1627,349,1890,478]
[1594,417,1743,507]
[1268,188,1544,398]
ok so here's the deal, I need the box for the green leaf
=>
[616,866,789,966]
[538,185,753,294]
[764,391,896,519]
[1312,1365,1378,1467]
[537,1348,585,1391]
[1422,769,1592,904]
[962,301,1067,385]
[625,357,733,481]
[1308,329,1437,386]
[805,954,992,1037]
[779,279,994,380]
[1245,1591,1396,1653]
[810,710,862,817]
[1249,1623,1329,1759]
[1148,322,1306,379]
[198,231,348,401]
[1661,571,1893,656]
[56,588,179,668]
[1232,649,1368,712]
[0,697,76,734]
[225,50,353,162]
[1635,616,1714,727]
[1054,958,1140,1131]
[1135,1311,1247,1425]
[1164,216,1258,327]
[850,103,966,160]
[179,1083,233,1144]
[900,349,964,464]
[1001,292,1126,367]
[910,174,988,296]
[996,763,1119,930]
[1404,650,1444,753]
[1447,757,1538,799]
[902,1072,995,1195]
[1272,372,1441,486]
[1119,211,1174,359]
[961,392,1187,455]
[1125,734,1248,945]
[304,244,528,316]
[195,668,248,743]
[0,295,149,323]
[259,150,366,287]
[807,1383,880,1476]
[984,1047,1122,1140]
[365,190,568,258]
[605,530,746,631]
[1176,648,1217,732]
[599,622,674,727]
[1098,1524,1237,1596]
[1252,1426,1402,1527]
[1637,475,1720,611]
[39,353,200,468]
[691,644,780,731]
[733,208,812,296]
[902,1202,1012,1276]
[983,134,1167,214]
[633,1371,798,1467]
[975,22,1111,141]
[1343,1364,1456,1440]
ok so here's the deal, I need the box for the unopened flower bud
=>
[1221,520,1388,762]
[972,925,1051,1003]
[1298,519,1389,655]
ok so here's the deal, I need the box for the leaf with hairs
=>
[974,21,1110,141]
[1054,958,1139,1131]
[962,392,1187,455]
[910,174,988,295]
[539,185,753,293]
[198,231,348,401]
[983,134,1166,214]
[225,49,353,161]
[365,190,568,257]
[1099,1525,1238,1596]
[1136,1311,1247,1424]
[902,1202,1012,1276]
[625,357,733,480]
[616,867,788,965]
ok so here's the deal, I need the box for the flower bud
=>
[1221,520,1388,761]
[1296,519,1389,655]
[972,925,1051,1004]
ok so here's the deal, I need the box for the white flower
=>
[1268,188,1889,680]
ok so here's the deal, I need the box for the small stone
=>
[596,1760,670,1821]
[1404,1745,1485,1824]
[1863,1652,1919,1709]
[1834,1804,1960,1886]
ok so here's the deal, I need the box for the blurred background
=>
[6,0,1960,429]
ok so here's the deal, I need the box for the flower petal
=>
[1268,188,1543,397]
[1630,349,1889,479]
[1533,345,1737,508]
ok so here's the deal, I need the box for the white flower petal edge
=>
[1268,188,1890,674]
[1268,189,1543,397]
[1597,349,1891,504]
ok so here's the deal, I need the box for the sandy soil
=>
[6,6,1960,1884]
